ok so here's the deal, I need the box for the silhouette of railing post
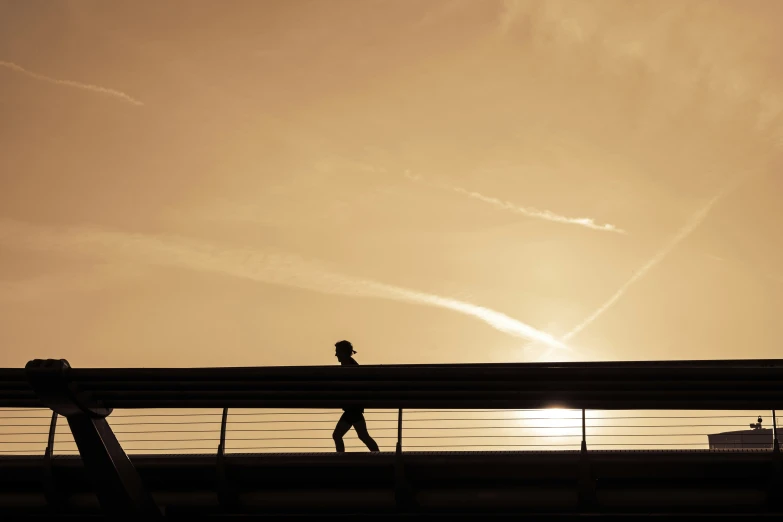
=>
[218,408,228,456]
[394,408,413,511]
[396,408,403,454]
[216,407,236,511]
[43,411,65,511]
[45,411,57,458]
[769,409,783,510]
[578,408,595,511]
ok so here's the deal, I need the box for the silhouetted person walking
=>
[332,340,380,452]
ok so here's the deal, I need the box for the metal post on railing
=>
[581,408,587,452]
[218,407,228,456]
[46,411,57,458]
[578,408,594,510]
[769,409,782,510]
[43,412,65,510]
[394,408,411,510]
[396,408,403,454]
[216,407,236,510]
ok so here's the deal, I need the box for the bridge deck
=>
[2,449,781,516]
[4,359,782,517]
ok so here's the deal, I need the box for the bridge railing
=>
[2,358,782,516]
[2,406,780,455]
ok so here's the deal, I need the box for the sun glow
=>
[527,407,583,442]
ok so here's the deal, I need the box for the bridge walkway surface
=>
[2,449,783,518]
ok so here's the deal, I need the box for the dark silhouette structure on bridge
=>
[709,416,777,449]
[0,358,782,519]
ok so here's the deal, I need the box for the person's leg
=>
[332,412,352,452]
[352,414,380,452]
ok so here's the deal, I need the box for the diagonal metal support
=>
[26,359,161,518]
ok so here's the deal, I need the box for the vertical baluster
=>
[45,411,57,457]
[42,411,65,510]
[218,408,228,456]
[578,408,594,510]
[396,408,403,454]
[581,408,587,452]
[216,407,236,510]
[394,408,410,510]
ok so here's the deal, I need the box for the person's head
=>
[334,340,356,361]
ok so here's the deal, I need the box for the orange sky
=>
[1,0,781,368]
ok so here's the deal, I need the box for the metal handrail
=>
[7,359,783,410]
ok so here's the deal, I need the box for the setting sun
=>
[525,408,583,440]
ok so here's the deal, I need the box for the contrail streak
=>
[533,166,766,363]
[450,186,627,234]
[0,61,144,106]
[563,183,739,343]
[405,171,626,234]
[531,192,723,362]
[0,220,567,352]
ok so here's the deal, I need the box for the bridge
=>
[1,359,782,519]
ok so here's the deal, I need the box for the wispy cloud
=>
[0,220,568,352]
[0,61,144,106]
[450,185,627,234]
[406,171,626,234]
[494,1,783,141]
